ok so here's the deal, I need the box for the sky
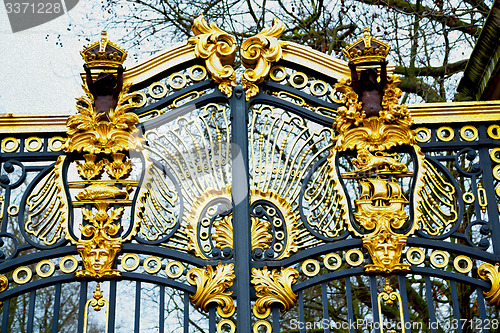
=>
[0,1,134,115]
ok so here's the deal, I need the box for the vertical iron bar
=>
[298,290,305,333]
[369,276,380,333]
[108,280,117,333]
[321,282,330,333]
[424,276,437,333]
[134,281,141,333]
[397,275,411,333]
[184,292,189,333]
[230,85,251,332]
[450,280,462,333]
[77,280,88,333]
[345,277,355,333]
[26,289,36,333]
[52,283,62,333]
[159,285,165,333]
[209,306,216,333]
[477,288,489,333]
[272,306,280,332]
[1,298,10,333]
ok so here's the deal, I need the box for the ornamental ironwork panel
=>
[1,16,500,333]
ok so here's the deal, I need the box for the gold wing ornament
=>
[413,148,460,237]
[24,156,70,247]
[134,157,181,242]
[300,150,350,240]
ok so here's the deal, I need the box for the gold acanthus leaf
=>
[478,263,500,307]
[65,82,143,155]
[212,215,272,251]
[188,15,237,97]
[251,267,299,319]
[241,19,288,100]
[187,263,235,318]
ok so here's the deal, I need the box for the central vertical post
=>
[230,85,252,332]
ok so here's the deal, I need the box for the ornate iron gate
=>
[1,17,500,333]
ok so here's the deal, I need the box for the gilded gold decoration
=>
[414,127,431,143]
[1,137,19,153]
[0,195,3,219]
[488,124,500,139]
[76,154,105,180]
[13,266,32,284]
[168,72,187,90]
[0,274,8,303]
[491,148,500,163]
[218,319,236,333]
[76,184,129,201]
[188,15,236,97]
[345,249,364,266]
[121,253,140,272]
[269,65,286,81]
[302,259,320,277]
[81,30,126,68]
[148,82,168,99]
[187,263,235,318]
[7,205,18,216]
[429,250,449,268]
[65,82,143,154]
[460,125,479,141]
[477,183,488,213]
[289,72,308,89]
[436,126,455,142]
[25,155,68,246]
[253,321,272,333]
[25,137,43,152]
[143,256,162,274]
[75,203,123,278]
[165,261,184,279]
[60,256,79,273]
[343,28,390,64]
[83,283,110,333]
[454,255,473,274]
[104,153,132,179]
[241,19,287,100]
[377,280,406,333]
[36,260,56,278]
[310,80,329,96]
[251,267,299,319]
[324,253,342,270]
[478,263,500,307]
[463,192,475,204]
[405,248,425,265]
[48,136,65,152]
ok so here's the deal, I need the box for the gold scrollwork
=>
[241,19,288,100]
[251,266,299,319]
[189,15,236,97]
[187,263,235,318]
[377,280,406,333]
[83,283,109,333]
[478,262,500,307]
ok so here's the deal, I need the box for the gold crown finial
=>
[342,28,390,64]
[80,31,127,68]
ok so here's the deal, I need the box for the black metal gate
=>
[1,17,500,333]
